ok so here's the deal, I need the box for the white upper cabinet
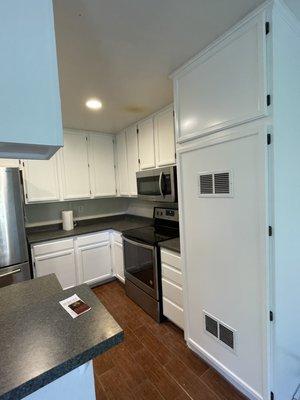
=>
[154,106,176,167]
[0,0,63,159]
[126,125,139,196]
[138,117,156,170]
[89,134,116,197]
[172,13,267,142]
[61,131,91,200]
[116,131,129,196]
[23,153,61,203]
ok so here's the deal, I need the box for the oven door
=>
[123,237,159,300]
[136,167,177,202]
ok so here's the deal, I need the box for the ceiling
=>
[53,0,300,134]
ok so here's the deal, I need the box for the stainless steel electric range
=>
[122,207,179,322]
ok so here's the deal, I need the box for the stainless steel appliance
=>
[0,168,30,287]
[123,207,179,321]
[136,166,177,202]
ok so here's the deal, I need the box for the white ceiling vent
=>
[198,170,233,197]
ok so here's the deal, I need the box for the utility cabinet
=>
[0,0,63,159]
[172,2,300,400]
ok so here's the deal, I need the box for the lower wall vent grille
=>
[205,315,218,338]
[219,324,234,349]
[203,311,236,352]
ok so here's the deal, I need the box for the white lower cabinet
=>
[111,231,125,283]
[76,232,112,286]
[161,248,184,330]
[32,230,125,289]
[33,239,77,290]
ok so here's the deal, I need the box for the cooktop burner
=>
[122,225,179,245]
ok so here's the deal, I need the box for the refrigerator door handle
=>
[0,268,21,278]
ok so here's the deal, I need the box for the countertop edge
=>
[1,331,124,400]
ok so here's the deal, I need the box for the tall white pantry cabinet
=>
[171,1,300,400]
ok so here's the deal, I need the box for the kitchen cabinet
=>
[126,125,139,196]
[111,231,125,283]
[116,131,129,196]
[22,153,61,203]
[32,231,120,289]
[61,131,91,200]
[154,106,176,167]
[137,117,156,170]
[32,239,76,290]
[0,0,63,159]
[161,248,183,329]
[173,2,300,399]
[172,12,267,143]
[89,134,116,197]
[76,232,112,286]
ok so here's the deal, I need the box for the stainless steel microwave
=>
[136,166,177,202]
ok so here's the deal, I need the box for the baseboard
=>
[187,338,263,400]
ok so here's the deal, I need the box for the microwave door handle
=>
[159,172,165,197]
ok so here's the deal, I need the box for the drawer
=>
[161,249,181,271]
[33,238,74,256]
[162,263,183,286]
[112,231,123,244]
[163,297,184,330]
[76,231,110,246]
[162,278,183,308]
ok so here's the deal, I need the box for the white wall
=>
[272,3,300,399]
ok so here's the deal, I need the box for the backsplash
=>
[25,198,178,227]
[25,198,130,226]
[126,199,178,218]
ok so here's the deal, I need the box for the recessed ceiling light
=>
[86,98,102,110]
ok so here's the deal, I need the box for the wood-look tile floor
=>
[92,281,247,400]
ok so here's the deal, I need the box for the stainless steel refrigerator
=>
[0,168,30,287]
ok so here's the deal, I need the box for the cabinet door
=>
[112,237,125,283]
[0,0,63,159]
[138,117,155,170]
[154,107,176,167]
[116,131,129,196]
[89,134,116,197]
[174,15,267,142]
[126,125,139,196]
[34,249,77,290]
[61,131,91,200]
[23,154,60,203]
[77,242,112,286]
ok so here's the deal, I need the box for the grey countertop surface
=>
[0,274,123,400]
[159,237,181,253]
[26,214,153,245]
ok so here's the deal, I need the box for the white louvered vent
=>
[198,171,233,197]
[199,174,213,194]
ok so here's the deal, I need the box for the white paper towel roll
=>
[62,210,74,231]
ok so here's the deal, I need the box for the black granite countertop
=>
[26,214,153,245]
[159,237,181,253]
[0,275,123,400]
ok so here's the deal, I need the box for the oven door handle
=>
[123,237,154,251]
[159,172,165,197]
[0,268,21,278]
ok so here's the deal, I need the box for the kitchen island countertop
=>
[0,274,123,400]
